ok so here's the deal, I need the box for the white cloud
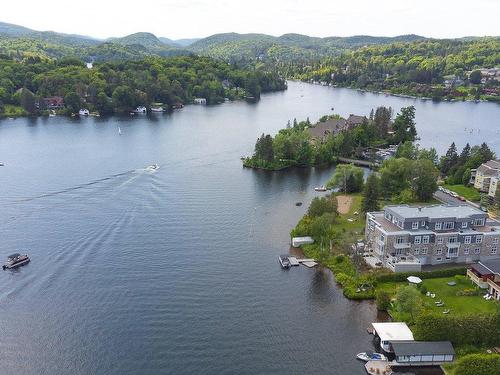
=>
[2,0,499,39]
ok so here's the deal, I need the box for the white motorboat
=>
[146,164,159,171]
[356,352,387,362]
[78,109,90,116]
[278,255,291,269]
[151,106,164,113]
[314,186,327,192]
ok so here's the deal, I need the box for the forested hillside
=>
[0,55,286,116]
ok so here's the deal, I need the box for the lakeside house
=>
[307,118,346,142]
[470,159,500,200]
[365,204,500,272]
[307,114,367,143]
[467,258,500,299]
[43,96,65,110]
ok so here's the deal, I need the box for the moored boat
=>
[3,253,30,270]
[314,186,327,192]
[356,352,387,362]
[278,255,291,269]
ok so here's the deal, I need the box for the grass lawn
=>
[443,184,481,202]
[333,193,365,246]
[377,276,497,315]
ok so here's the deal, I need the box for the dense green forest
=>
[0,55,286,116]
[295,38,500,101]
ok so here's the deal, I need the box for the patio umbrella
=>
[407,276,422,284]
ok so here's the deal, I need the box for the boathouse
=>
[371,322,414,353]
[392,341,455,365]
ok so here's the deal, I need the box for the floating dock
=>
[287,257,317,268]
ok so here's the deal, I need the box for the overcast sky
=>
[3,0,500,40]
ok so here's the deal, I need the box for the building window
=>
[385,212,391,220]
[414,236,421,244]
[461,222,468,228]
[448,237,457,244]
[398,220,403,228]
[493,237,499,245]
[414,248,420,255]
[435,222,442,230]
[474,218,485,226]
[492,247,497,255]
[412,222,419,230]
[369,221,375,230]
[464,236,471,244]
[448,248,458,257]
[421,248,428,255]
[476,235,483,244]
[436,257,442,262]
[421,220,426,226]
[396,237,405,244]
[464,247,470,255]
[422,236,430,244]
[474,247,481,255]
[437,237,443,244]
[444,222,454,230]
[436,249,442,255]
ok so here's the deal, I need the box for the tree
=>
[392,106,417,143]
[19,88,36,114]
[64,92,82,114]
[308,196,338,218]
[361,173,380,212]
[95,91,113,115]
[254,134,274,162]
[310,212,337,240]
[395,285,422,322]
[396,141,418,159]
[326,164,364,193]
[440,142,458,175]
[494,186,500,213]
[410,159,439,201]
[379,158,412,199]
[112,85,137,113]
[418,147,438,166]
[375,290,391,311]
[469,70,482,85]
[478,142,495,163]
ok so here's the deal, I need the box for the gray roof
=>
[477,160,500,176]
[477,258,500,275]
[386,204,486,220]
[307,118,346,140]
[393,341,455,356]
[346,114,367,125]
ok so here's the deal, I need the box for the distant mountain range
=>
[0,20,493,64]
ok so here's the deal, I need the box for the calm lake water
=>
[0,82,498,375]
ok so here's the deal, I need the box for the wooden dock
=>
[365,360,393,375]
[337,157,380,169]
[288,257,317,268]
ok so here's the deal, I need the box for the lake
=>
[0,82,498,375]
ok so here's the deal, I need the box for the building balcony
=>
[466,269,489,289]
[487,278,500,292]
[393,242,411,250]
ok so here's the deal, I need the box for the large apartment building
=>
[365,204,500,272]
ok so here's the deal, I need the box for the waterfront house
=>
[346,114,367,130]
[392,341,455,365]
[470,159,500,193]
[365,204,500,272]
[43,96,65,110]
[467,258,500,299]
[307,118,346,142]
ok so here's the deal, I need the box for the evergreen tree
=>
[479,143,495,163]
[440,142,459,175]
[361,174,380,212]
[459,143,471,165]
